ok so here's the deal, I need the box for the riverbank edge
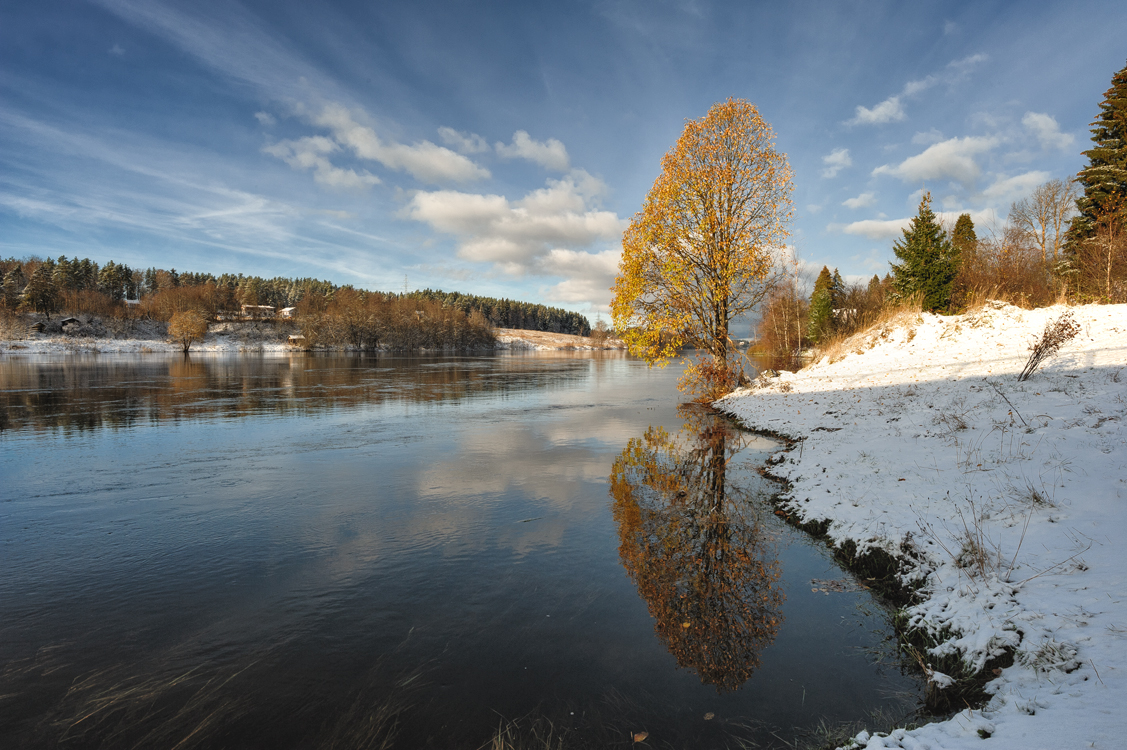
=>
[714,302,1126,750]
[0,330,625,354]
[726,415,1010,723]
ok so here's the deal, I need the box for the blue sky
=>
[2,0,1124,314]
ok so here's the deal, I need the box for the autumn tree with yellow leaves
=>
[611,98,794,400]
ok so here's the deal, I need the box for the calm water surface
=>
[0,352,920,748]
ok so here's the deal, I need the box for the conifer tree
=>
[890,192,958,312]
[808,266,836,343]
[1067,59,1127,248]
[951,213,976,257]
[22,262,60,317]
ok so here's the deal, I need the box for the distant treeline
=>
[407,289,590,336]
[0,256,591,335]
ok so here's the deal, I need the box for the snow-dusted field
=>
[718,303,1126,749]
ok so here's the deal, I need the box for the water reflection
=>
[0,352,603,434]
[610,406,784,693]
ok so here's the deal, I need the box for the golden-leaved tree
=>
[611,98,793,400]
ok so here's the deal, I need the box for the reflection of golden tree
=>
[610,408,783,693]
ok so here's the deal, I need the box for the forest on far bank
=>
[0,256,592,344]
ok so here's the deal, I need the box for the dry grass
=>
[495,328,625,350]
[805,296,923,367]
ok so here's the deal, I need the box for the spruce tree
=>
[890,192,958,312]
[1067,59,1127,248]
[808,266,836,343]
[951,213,976,258]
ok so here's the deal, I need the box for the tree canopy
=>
[611,98,793,400]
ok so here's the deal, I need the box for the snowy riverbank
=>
[0,327,622,355]
[717,302,1125,749]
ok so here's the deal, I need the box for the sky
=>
[2,0,1125,315]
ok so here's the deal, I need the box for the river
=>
[0,351,920,748]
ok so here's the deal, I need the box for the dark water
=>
[0,352,920,748]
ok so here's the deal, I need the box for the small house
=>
[240,304,276,319]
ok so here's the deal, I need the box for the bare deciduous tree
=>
[1009,179,1079,264]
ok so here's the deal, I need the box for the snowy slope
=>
[717,303,1126,750]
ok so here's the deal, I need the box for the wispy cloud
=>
[846,54,987,126]
[495,130,570,172]
[262,136,379,190]
[1022,112,1074,151]
[309,103,489,184]
[821,148,852,178]
[981,170,1051,204]
[438,127,490,154]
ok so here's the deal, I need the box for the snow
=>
[717,302,1126,750]
[0,337,291,354]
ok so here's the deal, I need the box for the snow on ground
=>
[0,337,291,354]
[1,328,623,354]
[494,328,625,350]
[718,302,1126,750]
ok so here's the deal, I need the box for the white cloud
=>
[262,136,379,190]
[806,203,823,214]
[537,248,621,307]
[312,103,489,184]
[935,208,998,229]
[109,44,125,56]
[846,96,905,126]
[821,148,852,178]
[402,169,625,274]
[981,170,1051,204]
[943,20,958,35]
[836,218,912,240]
[872,135,998,186]
[254,111,276,127]
[1022,112,1074,151]
[438,127,490,154]
[842,192,877,210]
[912,128,944,145]
[495,130,570,172]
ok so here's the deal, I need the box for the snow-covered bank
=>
[717,303,1126,750]
[0,326,622,355]
[0,337,292,354]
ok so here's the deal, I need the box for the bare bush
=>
[1018,310,1081,381]
[952,224,1054,310]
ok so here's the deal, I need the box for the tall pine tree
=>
[890,193,958,312]
[1067,59,1127,248]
